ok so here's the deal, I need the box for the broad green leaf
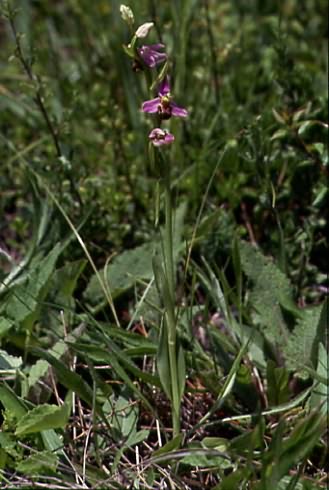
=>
[52,259,87,301]
[152,434,183,457]
[16,450,58,475]
[84,241,157,306]
[212,469,249,490]
[41,429,65,454]
[229,418,265,453]
[266,360,290,405]
[284,304,324,378]
[239,241,297,343]
[202,437,228,451]
[181,445,231,468]
[15,399,71,436]
[33,348,94,407]
[105,395,136,439]
[0,317,14,337]
[0,383,27,418]
[0,350,22,371]
[84,202,186,307]
[28,359,49,390]
[4,244,61,324]
[126,429,149,448]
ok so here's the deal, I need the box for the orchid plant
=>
[120,6,188,437]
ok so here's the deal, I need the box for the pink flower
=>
[142,77,188,120]
[137,44,167,68]
[149,128,175,146]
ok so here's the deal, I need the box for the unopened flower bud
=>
[135,22,154,39]
[120,5,134,26]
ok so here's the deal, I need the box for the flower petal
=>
[149,128,175,146]
[170,102,188,118]
[158,76,171,97]
[138,46,167,67]
[164,132,175,144]
[142,97,161,113]
[135,22,154,38]
[147,43,166,50]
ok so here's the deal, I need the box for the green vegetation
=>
[0,0,327,488]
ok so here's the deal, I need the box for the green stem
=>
[163,162,180,436]
[164,165,175,296]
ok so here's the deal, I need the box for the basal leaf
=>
[84,241,157,306]
[0,383,27,418]
[4,244,61,324]
[177,342,186,401]
[15,399,71,436]
[309,343,328,415]
[156,322,172,401]
[16,450,58,475]
[239,241,294,343]
[0,317,14,338]
[283,304,323,378]
[152,434,183,457]
[0,350,22,371]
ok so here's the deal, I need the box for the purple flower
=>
[142,77,188,119]
[149,128,175,146]
[137,44,167,68]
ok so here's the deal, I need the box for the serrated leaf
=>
[16,450,58,475]
[28,359,50,389]
[0,350,22,371]
[283,304,324,378]
[15,400,71,436]
[239,241,294,343]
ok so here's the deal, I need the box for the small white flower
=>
[120,5,134,25]
[135,22,154,39]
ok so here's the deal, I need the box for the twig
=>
[6,4,83,207]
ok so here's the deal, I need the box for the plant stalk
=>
[163,162,180,436]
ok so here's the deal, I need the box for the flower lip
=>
[142,76,188,119]
[149,128,175,146]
